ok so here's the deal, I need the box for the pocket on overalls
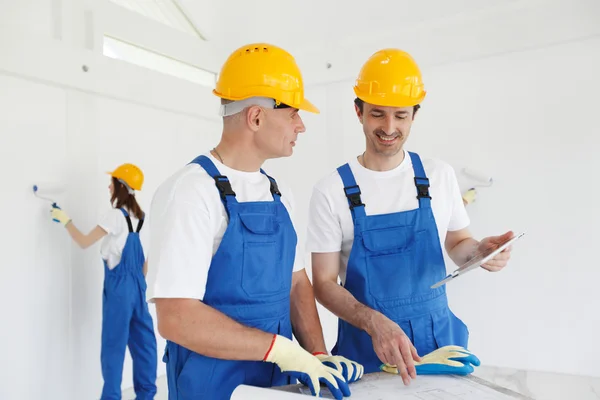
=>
[431,308,470,349]
[362,228,417,301]
[162,345,178,399]
[239,213,285,297]
[176,352,217,397]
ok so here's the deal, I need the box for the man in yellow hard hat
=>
[145,43,362,400]
[306,49,515,385]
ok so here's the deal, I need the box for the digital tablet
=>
[431,232,526,289]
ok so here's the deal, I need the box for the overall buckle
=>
[269,179,282,196]
[414,177,432,199]
[214,176,236,199]
[344,185,365,209]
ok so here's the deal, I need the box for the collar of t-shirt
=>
[204,152,266,185]
[349,149,412,179]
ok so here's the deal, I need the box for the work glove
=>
[462,188,477,205]
[380,345,480,376]
[50,205,72,227]
[264,335,351,399]
[314,352,364,383]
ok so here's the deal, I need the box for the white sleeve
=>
[146,195,214,302]
[447,166,471,231]
[306,186,343,253]
[98,209,121,235]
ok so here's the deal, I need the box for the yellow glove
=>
[263,335,350,399]
[381,345,480,376]
[50,205,71,227]
[314,353,364,383]
[462,188,477,205]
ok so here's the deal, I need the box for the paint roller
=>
[462,168,493,187]
[460,168,493,205]
[32,183,66,208]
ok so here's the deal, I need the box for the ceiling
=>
[180,0,521,57]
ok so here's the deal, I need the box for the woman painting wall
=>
[50,163,157,400]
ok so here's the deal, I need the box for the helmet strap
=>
[219,97,277,117]
[117,179,135,195]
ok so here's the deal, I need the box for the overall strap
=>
[336,163,366,222]
[119,208,134,233]
[136,213,145,233]
[189,155,238,217]
[408,152,432,209]
[259,168,282,203]
[119,208,144,232]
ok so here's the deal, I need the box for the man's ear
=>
[412,106,420,121]
[246,106,263,131]
[355,104,363,124]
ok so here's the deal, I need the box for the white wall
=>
[414,36,600,377]
[0,76,72,400]
[0,2,221,399]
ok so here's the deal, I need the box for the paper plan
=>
[297,373,526,399]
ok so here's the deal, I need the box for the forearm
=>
[315,279,378,335]
[290,271,327,354]
[65,223,89,249]
[447,237,480,266]
[156,298,273,361]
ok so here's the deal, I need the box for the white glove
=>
[51,205,71,227]
[264,335,351,399]
[462,188,477,205]
[315,353,364,383]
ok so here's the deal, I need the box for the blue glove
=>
[380,345,480,376]
[314,353,364,383]
[264,335,351,399]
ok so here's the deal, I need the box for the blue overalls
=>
[331,152,469,373]
[163,156,297,400]
[101,208,157,399]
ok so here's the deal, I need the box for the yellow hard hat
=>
[107,163,144,191]
[213,43,319,114]
[354,49,426,107]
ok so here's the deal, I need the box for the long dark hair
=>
[111,177,144,220]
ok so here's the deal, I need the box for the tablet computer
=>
[431,232,525,289]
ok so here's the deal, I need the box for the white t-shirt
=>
[306,150,470,285]
[146,153,305,303]
[99,208,149,269]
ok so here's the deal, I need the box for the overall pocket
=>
[431,308,470,349]
[363,228,422,302]
[176,352,217,398]
[238,213,285,297]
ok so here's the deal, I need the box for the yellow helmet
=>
[354,49,426,107]
[213,43,319,114]
[107,163,144,191]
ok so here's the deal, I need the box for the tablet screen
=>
[457,232,524,272]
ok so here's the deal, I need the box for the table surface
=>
[273,372,535,399]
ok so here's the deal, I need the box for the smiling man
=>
[306,48,514,386]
